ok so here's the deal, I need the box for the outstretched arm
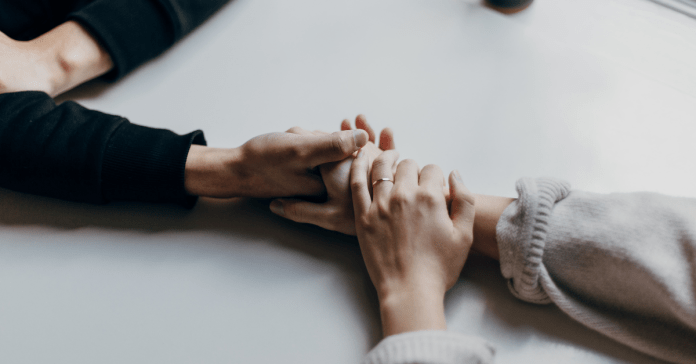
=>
[0,91,368,205]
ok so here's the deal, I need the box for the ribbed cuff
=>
[101,123,206,208]
[68,0,174,80]
[363,331,495,364]
[496,178,571,304]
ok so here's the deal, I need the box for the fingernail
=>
[454,170,463,183]
[353,130,368,148]
[356,148,365,158]
[270,200,284,216]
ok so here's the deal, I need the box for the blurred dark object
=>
[648,0,696,19]
[485,0,533,14]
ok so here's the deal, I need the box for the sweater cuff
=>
[68,0,174,80]
[101,123,206,208]
[363,331,495,364]
[496,178,571,304]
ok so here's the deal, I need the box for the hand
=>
[350,150,476,337]
[0,21,113,97]
[268,115,395,235]
[184,127,368,198]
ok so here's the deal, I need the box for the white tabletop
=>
[2,0,695,363]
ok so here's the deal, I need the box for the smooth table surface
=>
[2,0,696,363]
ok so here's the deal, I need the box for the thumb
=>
[448,170,476,234]
[308,130,368,166]
[270,198,339,232]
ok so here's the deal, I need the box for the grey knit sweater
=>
[362,178,696,364]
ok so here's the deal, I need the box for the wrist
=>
[378,283,447,337]
[471,194,514,260]
[184,145,242,197]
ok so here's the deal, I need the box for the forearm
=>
[34,21,113,96]
[0,91,202,206]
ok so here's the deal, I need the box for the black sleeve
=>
[68,0,231,80]
[0,91,206,207]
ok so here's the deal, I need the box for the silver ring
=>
[372,177,394,186]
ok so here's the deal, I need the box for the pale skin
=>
[271,119,512,260]
[270,122,514,335]
[351,150,476,335]
[0,21,113,97]
[270,115,396,235]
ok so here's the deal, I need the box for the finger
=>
[350,148,372,217]
[419,164,445,191]
[393,159,419,189]
[270,198,335,229]
[378,128,395,150]
[371,150,399,201]
[449,170,476,232]
[355,114,376,143]
[308,129,369,166]
[312,130,328,135]
[341,119,352,131]
[286,126,312,135]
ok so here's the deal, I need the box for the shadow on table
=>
[0,188,671,361]
[0,188,382,347]
[449,255,670,364]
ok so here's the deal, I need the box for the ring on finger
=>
[372,178,394,186]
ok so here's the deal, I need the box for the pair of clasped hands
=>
[187,115,475,337]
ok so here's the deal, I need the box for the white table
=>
[2,0,695,362]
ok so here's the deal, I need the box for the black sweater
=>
[0,0,230,207]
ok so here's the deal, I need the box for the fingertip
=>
[270,200,285,216]
[454,169,464,184]
[379,128,395,150]
[353,129,369,148]
[341,119,352,131]
[355,115,376,142]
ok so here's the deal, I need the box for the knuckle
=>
[357,215,372,229]
[350,178,364,191]
[401,159,418,168]
[423,164,442,174]
[372,156,392,170]
[286,126,303,134]
[416,189,441,205]
[287,144,304,160]
[376,200,392,218]
[375,150,397,164]
[389,189,412,209]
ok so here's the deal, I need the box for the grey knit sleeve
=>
[497,178,696,363]
[362,331,495,364]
